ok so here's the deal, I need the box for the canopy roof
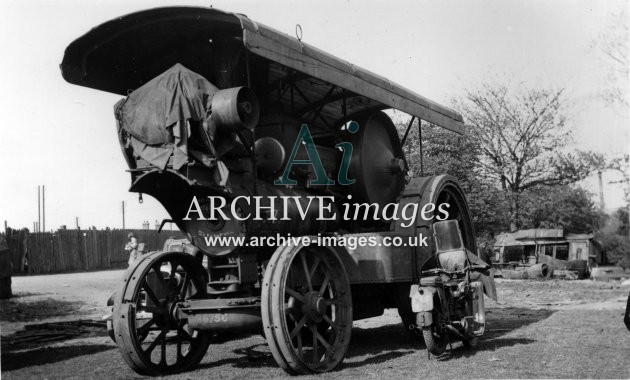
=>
[494,229,597,247]
[61,6,464,134]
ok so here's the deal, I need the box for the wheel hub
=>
[168,301,182,325]
[302,291,327,322]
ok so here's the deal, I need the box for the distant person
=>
[125,232,139,266]
[625,291,630,332]
[0,234,12,299]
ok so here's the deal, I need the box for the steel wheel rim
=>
[114,252,210,375]
[263,245,352,374]
[435,183,476,252]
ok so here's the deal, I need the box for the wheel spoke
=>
[137,317,156,335]
[178,326,194,342]
[169,260,177,277]
[311,324,319,364]
[443,193,452,205]
[143,280,161,305]
[284,303,293,315]
[300,253,313,292]
[296,327,303,357]
[144,330,165,354]
[160,330,167,366]
[290,314,309,339]
[324,298,342,307]
[322,314,338,331]
[177,329,183,360]
[179,273,190,299]
[314,329,332,353]
[288,311,298,322]
[452,210,461,221]
[152,263,169,290]
[318,273,330,296]
[286,287,304,302]
[308,256,321,280]
[142,306,165,315]
[152,263,164,279]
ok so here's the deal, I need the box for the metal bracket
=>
[158,219,175,233]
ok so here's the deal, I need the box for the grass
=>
[1,277,629,379]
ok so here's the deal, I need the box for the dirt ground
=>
[1,270,629,379]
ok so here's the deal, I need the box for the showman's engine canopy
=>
[61,6,485,376]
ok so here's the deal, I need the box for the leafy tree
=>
[519,185,602,232]
[614,207,629,237]
[398,121,508,239]
[600,233,630,268]
[596,206,630,268]
[453,83,604,230]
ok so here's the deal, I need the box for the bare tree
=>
[454,83,602,230]
[609,154,630,203]
[594,6,629,111]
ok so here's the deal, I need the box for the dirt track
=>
[2,270,629,379]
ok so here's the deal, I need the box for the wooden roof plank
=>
[242,25,464,134]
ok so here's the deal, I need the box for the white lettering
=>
[183,196,206,220]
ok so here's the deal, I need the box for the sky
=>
[0,0,628,230]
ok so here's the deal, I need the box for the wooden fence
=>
[3,228,185,275]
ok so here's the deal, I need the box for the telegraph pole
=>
[122,201,126,229]
[418,120,424,176]
[42,185,45,232]
[37,186,41,233]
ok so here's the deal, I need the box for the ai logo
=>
[274,121,359,186]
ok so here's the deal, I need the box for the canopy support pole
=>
[419,120,424,176]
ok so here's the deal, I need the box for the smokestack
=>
[598,170,605,211]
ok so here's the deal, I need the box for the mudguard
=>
[409,284,436,313]
[409,285,436,328]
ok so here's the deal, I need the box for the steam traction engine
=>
[61,7,481,375]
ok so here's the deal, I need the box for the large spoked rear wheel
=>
[113,251,211,376]
[262,244,353,374]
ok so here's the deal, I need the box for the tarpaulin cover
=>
[115,63,218,170]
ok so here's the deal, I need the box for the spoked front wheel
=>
[262,244,353,374]
[113,251,211,376]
